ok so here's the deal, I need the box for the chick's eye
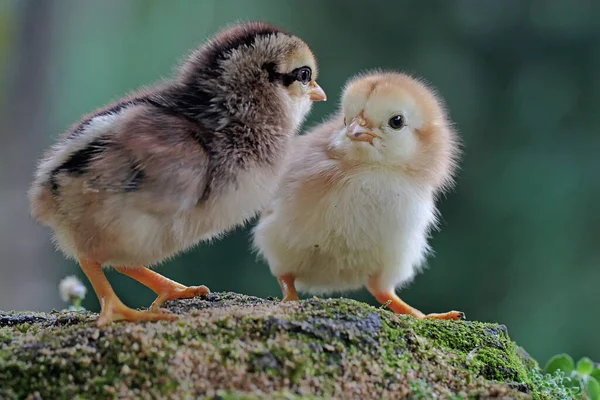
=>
[297,67,311,85]
[388,115,405,130]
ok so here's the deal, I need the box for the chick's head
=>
[333,72,459,189]
[274,38,326,126]
[180,22,325,131]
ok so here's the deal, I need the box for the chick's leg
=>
[367,278,464,321]
[79,258,176,327]
[278,273,299,302]
[115,267,209,309]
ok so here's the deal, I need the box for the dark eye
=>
[388,115,405,130]
[297,67,311,85]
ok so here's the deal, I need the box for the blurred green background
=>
[0,0,598,364]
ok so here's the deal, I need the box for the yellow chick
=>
[253,71,463,320]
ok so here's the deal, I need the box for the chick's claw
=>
[424,311,465,321]
[150,284,210,309]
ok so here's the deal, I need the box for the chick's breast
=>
[254,128,436,294]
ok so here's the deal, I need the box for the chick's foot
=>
[367,284,464,321]
[78,258,177,327]
[277,273,300,302]
[96,297,177,327]
[115,266,209,309]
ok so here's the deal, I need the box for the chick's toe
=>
[424,311,465,321]
[96,301,177,328]
[115,267,210,309]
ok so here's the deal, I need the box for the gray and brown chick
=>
[29,22,326,327]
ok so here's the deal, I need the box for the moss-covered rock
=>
[0,293,574,399]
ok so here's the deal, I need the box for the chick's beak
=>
[307,81,327,101]
[345,118,379,145]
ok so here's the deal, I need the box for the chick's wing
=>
[79,105,211,214]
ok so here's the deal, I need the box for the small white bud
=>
[58,275,87,302]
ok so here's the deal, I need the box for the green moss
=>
[0,327,13,341]
[401,318,530,384]
[0,317,179,399]
[0,293,573,399]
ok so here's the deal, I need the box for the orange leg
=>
[115,267,209,309]
[367,278,464,321]
[79,258,176,327]
[277,273,299,302]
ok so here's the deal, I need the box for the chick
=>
[253,71,463,320]
[29,22,326,327]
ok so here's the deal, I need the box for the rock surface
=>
[0,293,569,399]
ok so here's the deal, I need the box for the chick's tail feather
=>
[28,179,60,227]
